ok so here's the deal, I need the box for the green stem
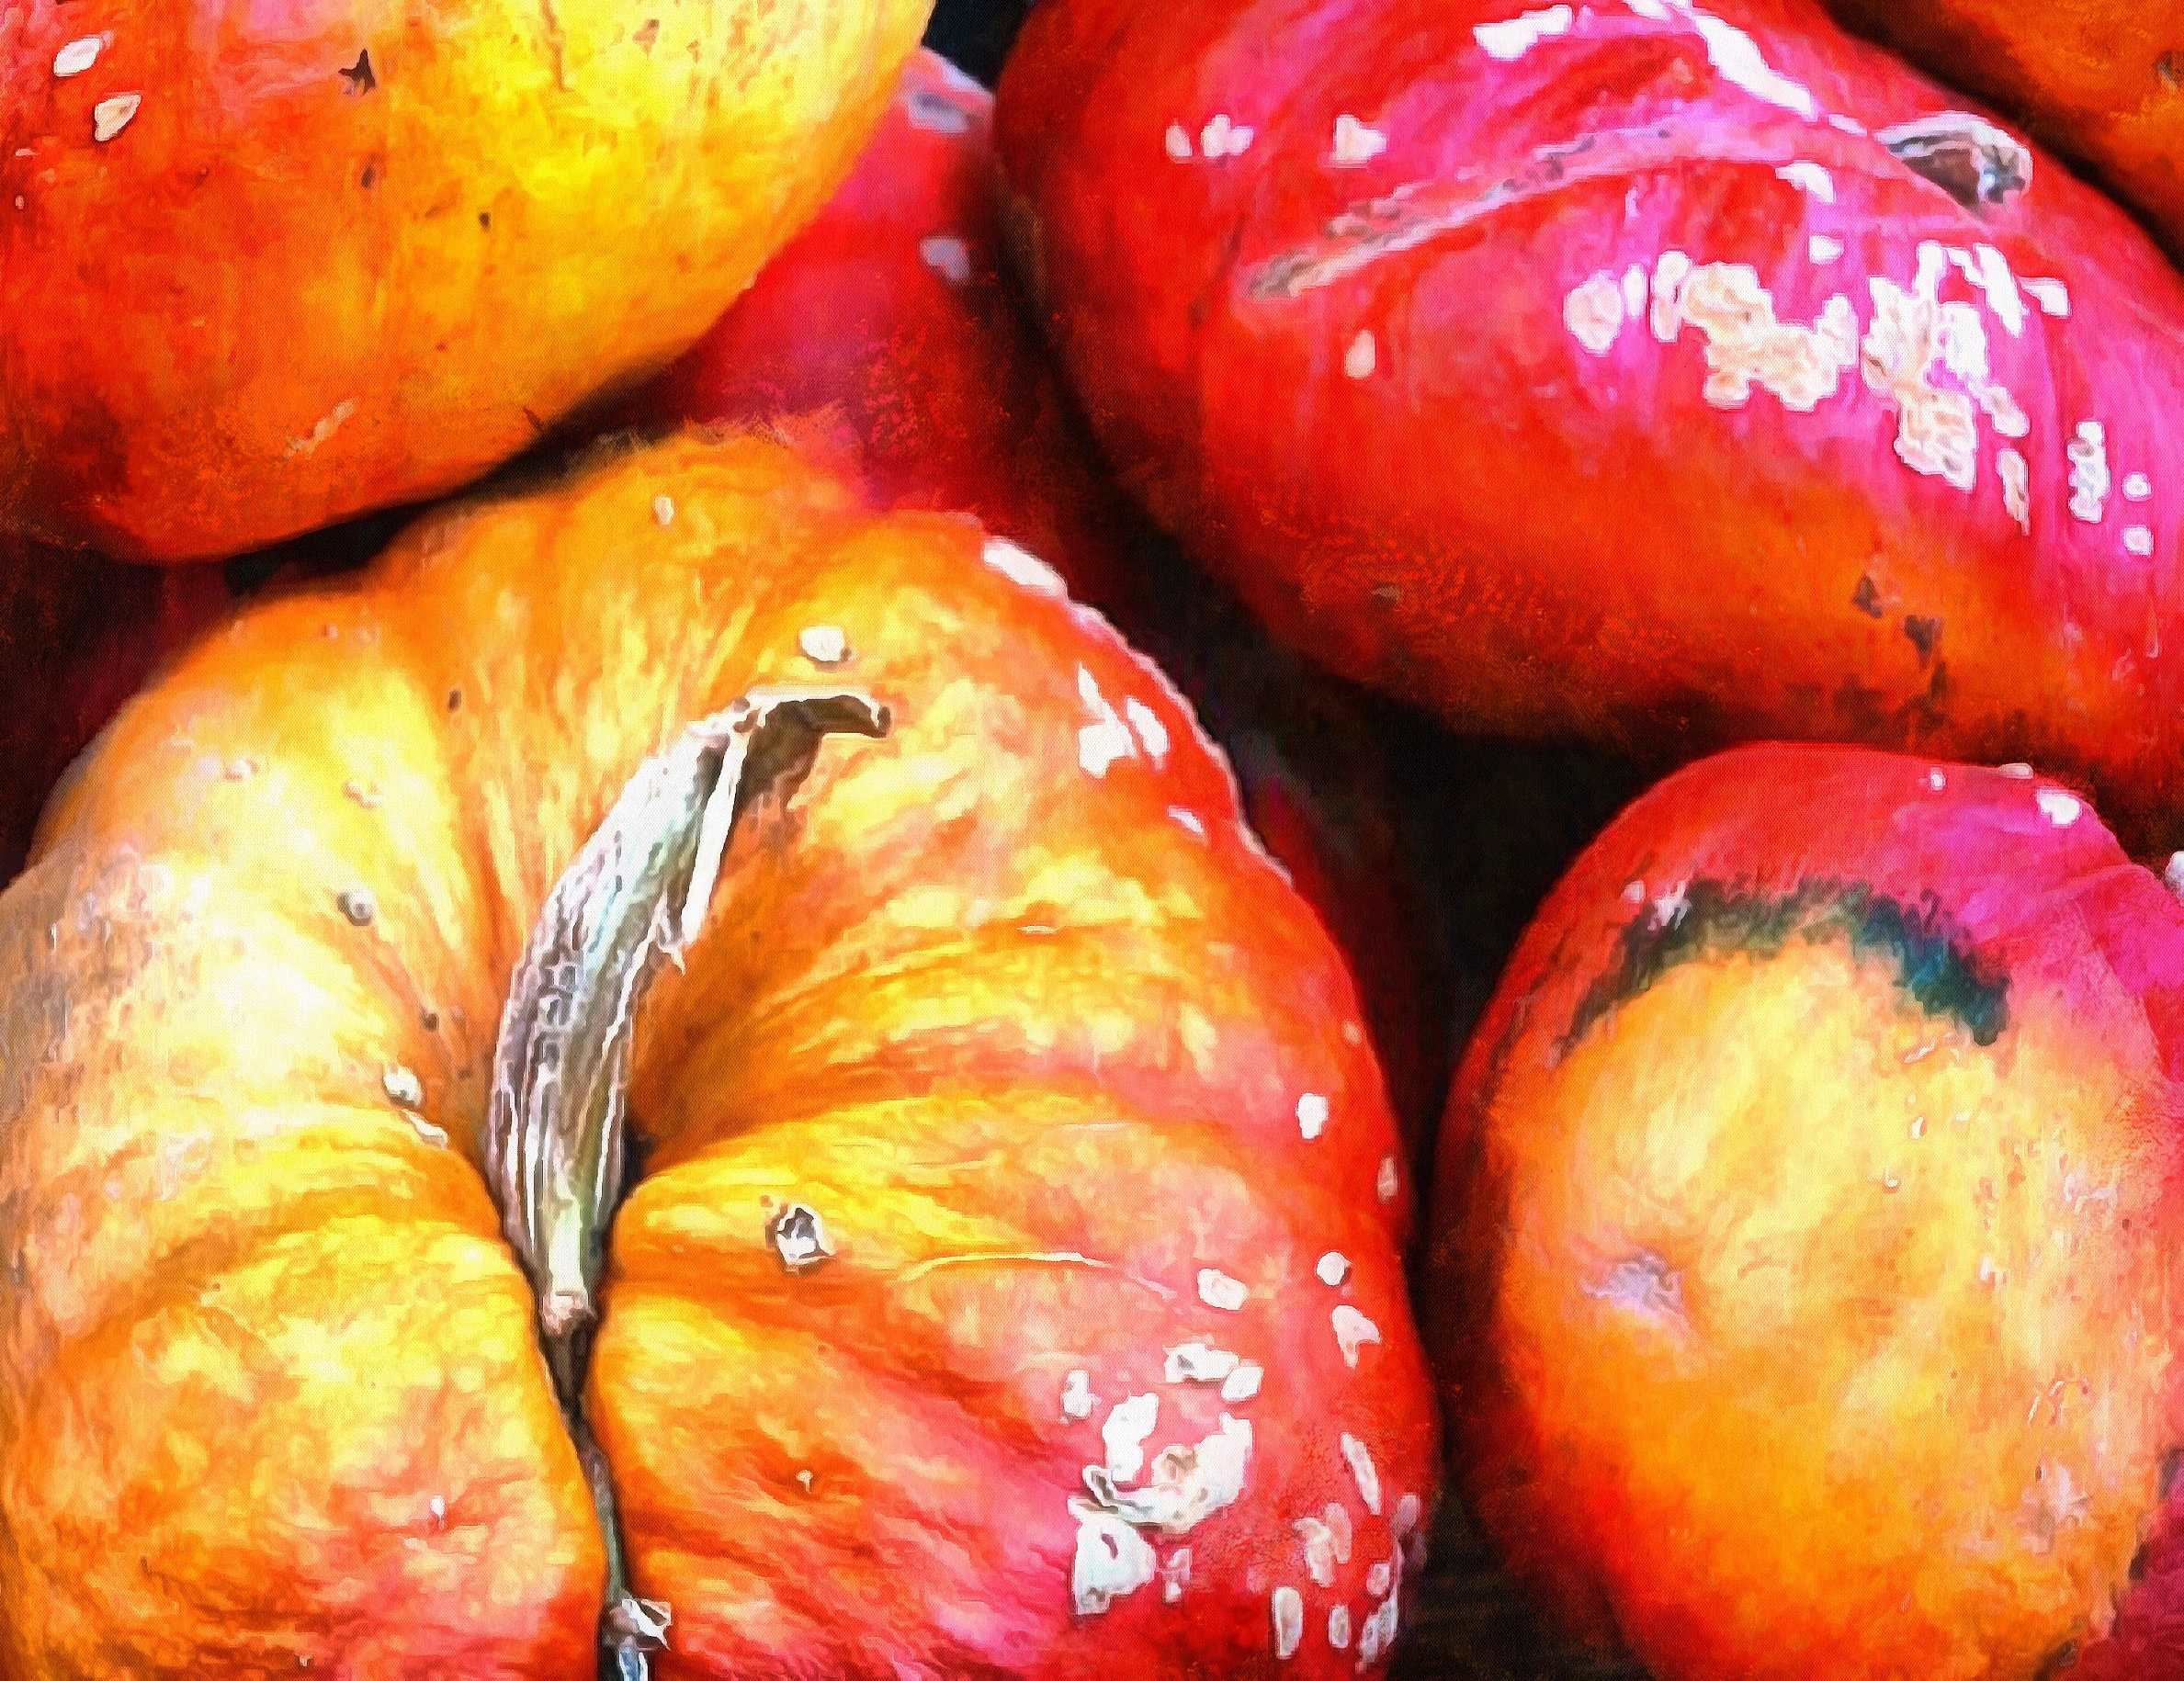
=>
[484,687,889,1678]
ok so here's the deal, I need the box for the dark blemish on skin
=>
[2161,1447,2184,1501]
[1904,615,1942,663]
[523,407,547,433]
[339,49,376,96]
[1881,116,2031,209]
[1562,878,2009,1055]
[2159,52,2184,92]
[360,162,378,189]
[1851,574,1884,617]
[634,18,661,51]
[2032,1643,2077,1681]
[447,688,463,712]
[422,1009,441,1032]
[478,210,492,231]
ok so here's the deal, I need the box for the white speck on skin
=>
[1650,881,1690,929]
[2125,472,2154,502]
[1329,1606,1353,1650]
[1331,1305,1382,1368]
[1392,1493,1422,1540]
[1997,446,2031,534]
[1341,1434,1383,1515]
[92,92,141,141]
[1197,1269,1249,1311]
[1165,1342,1241,1384]
[797,625,849,666]
[1649,251,1692,343]
[1169,807,1207,838]
[1297,1515,1341,1585]
[767,1202,834,1273]
[904,88,974,135]
[1474,5,1573,61]
[1376,1156,1399,1202]
[406,1112,450,1148]
[1357,1595,1400,1664]
[2023,276,2070,318]
[796,1469,814,1491]
[1330,113,1386,166]
[1077,667,1137,777]
[1198,113,1254,158]
[1367,1561,1393,1596]
[1998,762,2034,779]
[1343,329,1377,378]
[983,536,1068,597]
[1622,878,1647,906]
[1927,768,1948,792]
[1862,246,1979,491]
[54,36,103,77]
[2036,788,2083,828]
[2165,852,2184,899]
[1563,271,1624,355]
[1081,1415,1255,1535]
[1296,1091,1330,1140]
[1619,263,1647,317]
[1317,1251,1352,1287]
[919,234,973,286]
[336,887,377,927]
[1062,1369,1097,1422]
[1164,122,1193,161]
[651,493,675,526]
[286,399,357,458]
[1160,1548,1192,1602]
[1808,233,1844,263]
[2127,525,2155,557]
[382,1066,424,1110]
[428,1495,447,1520]
[1829,111,1868,134]
[1125,698,1171,762]
[1070,1499,1159,1614]
[1102,1393,1161,1481]
[1272,1585,1306,1658]
[1666,265,1857,412]
[1974,244,2027,337]
[1220,1361,1263,1403]
[1776,160,1834,200]
[1658,0,1817,117]
[2068,421,2111,524]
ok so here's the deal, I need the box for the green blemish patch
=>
[1562,879,2009,1055]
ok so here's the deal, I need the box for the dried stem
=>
[484,687,889,1677]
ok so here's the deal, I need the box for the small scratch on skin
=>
[1775,160,1834,201]
[537,0,570,89]
[287,399,358,458]
[92,93,141,142]
[1584,1251,1687,1323]
[891,1250,1176,1298]
[2068,421,2111,524]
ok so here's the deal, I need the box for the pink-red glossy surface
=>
[997,0,2184,847]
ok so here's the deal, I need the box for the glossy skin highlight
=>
[1428,743,2184,1678]
[0,0,931,561]
[996,0,2184,847]
[605,51,1452,1139]
[0,434,1437,1675]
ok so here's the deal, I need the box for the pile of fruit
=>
[4,0,2181,1675]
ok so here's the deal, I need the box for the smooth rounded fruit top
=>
[0,0,931,560]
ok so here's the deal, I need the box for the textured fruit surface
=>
[997,0,2184,846]
[606,50,1454,1140]
[1430,742,2184,1679]
[0,434,1437,1675]
[1828,0,2184,265]
[0,0,931,560]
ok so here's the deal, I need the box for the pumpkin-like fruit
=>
[0,545,232,878]
[1429,742,2184,1679]
[604,48,1454,1140]
[0,433,1437,1675]
[0,0,930,562]
[1827,0,2184,265]
[996,0,2184,847]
